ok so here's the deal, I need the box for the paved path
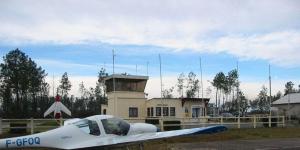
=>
[168,138,300,150]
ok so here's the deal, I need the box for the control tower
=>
[104,74,148,118]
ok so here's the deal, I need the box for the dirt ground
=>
[167,138,300,150]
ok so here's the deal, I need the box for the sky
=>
[0,0,300,100]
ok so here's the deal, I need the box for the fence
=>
[0,116,285,134]
[159,116,285,131]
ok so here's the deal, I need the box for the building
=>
[102,74,209,120]
[146,98,208,118]
[272,93,300,119]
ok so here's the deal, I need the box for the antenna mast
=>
[136,64,137,75]
[200,57,205,116]
[159,54,163,109]
[52,74,55,97]
[147,61,149,76]
[112,50,116,115]
[269,64,272,116]
[237,61,240,117]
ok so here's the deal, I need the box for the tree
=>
[57,72,72,117]
[0,49,47,118]
[284,81,295,95]
[186,72,199,98]
[97,68,108,98]
[224,89,248,115]
[96,68,108,114]
[58,72,72,97]
[273,91,282,102]
[162,87,174,98]
[176,73,185,97]
[212,72,226,114]
[250,86,269,113]
[226,69,239,111]
[239,91,249,116]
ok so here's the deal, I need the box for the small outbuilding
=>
[272,93,300,119]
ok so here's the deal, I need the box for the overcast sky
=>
[0,0,300,100]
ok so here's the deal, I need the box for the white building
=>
[272,93,300,119]
[101,74,209,120]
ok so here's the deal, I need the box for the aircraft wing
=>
[58,102,71,116]
[69,125,227,149]
[43,103,56,117]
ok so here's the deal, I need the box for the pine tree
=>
[0,49,47,118]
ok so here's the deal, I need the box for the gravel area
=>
[168,138,300,150]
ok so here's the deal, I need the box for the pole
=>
[288,94,291,121]
[0,118,2,134]
[159,54,163,117]
[113,50,116,115]
[200,57,205,116]
[237,61,240,117]
[136,64,137,75]
[269,65,272,116]
[52,74,55,97]
[147,61,149,76]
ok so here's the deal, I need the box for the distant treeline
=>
[1,49,299,118]
[0,49,108,118]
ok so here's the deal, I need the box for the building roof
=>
[104,74,148,81]
[148,97,210,102]
[148,97,210,107]
[272,93,300,105]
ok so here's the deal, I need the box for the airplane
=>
[44,95,71,119]
[0,115,227,149]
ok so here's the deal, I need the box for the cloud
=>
[45,76,98,97]
[35,58,145,76]
[0,0,300,67]
[210,31,300,67]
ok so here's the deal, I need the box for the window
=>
[163,107,169,116]
[73,119,100,136]
[150,107,154,117]
[147,107,150,117]
[101,117,130,136]
[156,107,161,116]
[170,107,176,116]
[185,107,189,113]
[129,107,138,117]
[103,109,106,115]
[192,106,204,118]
